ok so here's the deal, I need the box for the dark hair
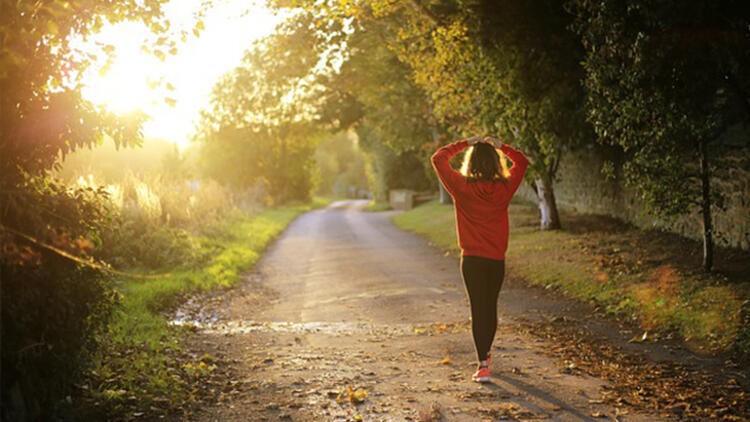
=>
[463,142,507,182]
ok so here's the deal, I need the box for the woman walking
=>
[431,135,528,383]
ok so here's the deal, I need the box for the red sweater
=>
[431,140,529,261]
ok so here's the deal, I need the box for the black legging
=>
[460,255,505,362]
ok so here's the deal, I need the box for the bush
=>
[103,222,203,270]
[0,166,265,419]
[91,174,240,270]
[1,180,117,421]
[1,263,115,420]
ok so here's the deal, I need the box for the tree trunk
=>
[438,181,452,204]
[699,137,714,272]
[534,175,561,230]
[430,118,452,205]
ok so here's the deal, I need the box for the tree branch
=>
[0,224,171,280]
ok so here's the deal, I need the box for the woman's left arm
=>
[431,139,471,196]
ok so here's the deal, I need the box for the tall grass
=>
[65,170,331,416]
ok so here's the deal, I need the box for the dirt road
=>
[179,200,740,421]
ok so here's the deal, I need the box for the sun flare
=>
[81,23,161,115]
[79,0,282,150]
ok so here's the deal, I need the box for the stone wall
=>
[516,144,750,251]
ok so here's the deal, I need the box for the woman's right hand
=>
[466,135,483,145]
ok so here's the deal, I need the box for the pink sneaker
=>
[472,366,490,383]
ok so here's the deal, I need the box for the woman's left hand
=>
[484,136,503,149]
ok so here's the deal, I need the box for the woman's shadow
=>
[479,373,598,421]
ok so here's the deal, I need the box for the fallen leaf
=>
[628,331,648,343]
[337,386,368,404]
[591,411,606,418]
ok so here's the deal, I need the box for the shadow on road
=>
[485,374,596,421]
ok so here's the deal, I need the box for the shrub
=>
[1,180,117,420]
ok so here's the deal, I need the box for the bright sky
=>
[80,0,282,149]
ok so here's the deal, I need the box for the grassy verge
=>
[82,199,331,417]
[392,200,750,356]
[363,200,392,212]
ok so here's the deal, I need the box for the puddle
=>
[169,318,471,337]
[172,304,222,326]
[170,319,418,336]
[171,295,469,337]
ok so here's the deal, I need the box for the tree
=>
[571,0,750,271]
[232,1,438,201]
[327,15,436,202]
[265,1,592,216]
[368,0,591,229]
[196,13,328,204]
[0,0,175,417]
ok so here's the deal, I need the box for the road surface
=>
[182,200,679,421]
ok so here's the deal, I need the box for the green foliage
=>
[1,0,172,179]
[198,126,318,205]
[570,0,750,217]
[570,0,750,269]
[371,0,590,180]
[105,224,203,270]
[333,18,433,154]
[0,1,184,416]
[360,135,433,202]
[223,2,439,203]
[336,16,437,198]
[80,171,238,269]
[196,12,331,204]
[0,179,118,420]
[314,131,369,197]
[1,263,117,419]
[272,0,591,228]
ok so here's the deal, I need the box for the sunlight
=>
[79,0,282,150]
[82,22,159,114]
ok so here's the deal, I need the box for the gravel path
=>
[179,200,743,421]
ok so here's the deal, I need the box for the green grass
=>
[392,200,749,355]
[87,199,331,415]
[391,200,457,249]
